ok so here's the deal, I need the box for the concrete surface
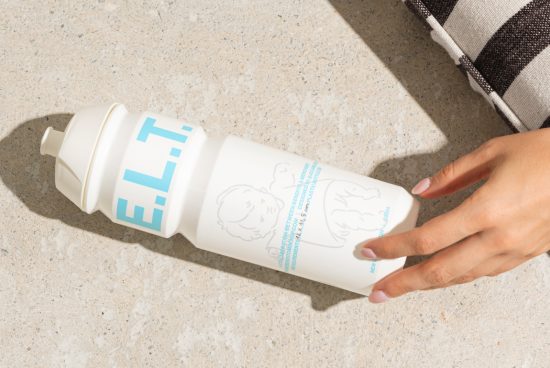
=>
[1,0,548,367]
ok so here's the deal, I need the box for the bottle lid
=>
[40,103,120,211]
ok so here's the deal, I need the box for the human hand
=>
[361,129,550,303]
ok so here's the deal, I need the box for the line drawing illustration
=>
[216,162,390,259]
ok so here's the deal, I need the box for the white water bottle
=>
[40,103,419,295]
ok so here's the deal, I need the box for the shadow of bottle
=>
[0,114,362,311]
[3,0,539,313]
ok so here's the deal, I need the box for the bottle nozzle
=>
[40,127,65,157]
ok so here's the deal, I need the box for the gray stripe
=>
[403,0,432,28]
[474,0,550,96]
[459,55,493,94]
[405,0,431,19]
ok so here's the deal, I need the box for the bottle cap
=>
[40,103,120,210]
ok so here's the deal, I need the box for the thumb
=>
[412,140,501,199]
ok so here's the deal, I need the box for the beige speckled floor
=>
[1,1,549,367]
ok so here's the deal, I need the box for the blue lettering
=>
[137,117,189,143]
[123,161,176,192]
[116,198,163,231]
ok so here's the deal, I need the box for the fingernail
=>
[361,248,377,259]
[411,177,431,195]
[369,290,390,303]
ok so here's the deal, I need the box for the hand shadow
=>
[326,0,521,265]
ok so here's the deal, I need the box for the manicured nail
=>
[369,290,390,303]
[411,177,431,195]
[361,248,377,259]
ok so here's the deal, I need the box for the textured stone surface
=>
[0,1,548,367]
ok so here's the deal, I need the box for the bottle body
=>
[193,136,418,294]
[42,104,419,295]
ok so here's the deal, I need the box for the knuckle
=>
[470,197,500,226]
[412,231,437,255]
[491,230,521,254]
[478,138,502,159]
[385,278,407,297]
[423,264,453,286]
[488,230,508,247]
[440,163,455,179]
[466,187,485,204]
[368,239,391,257]
[436,162,456,183]
[454,273,476,284]
[477,210,498,227]
[487,240,509,256]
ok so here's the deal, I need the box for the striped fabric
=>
[403,0,550,132]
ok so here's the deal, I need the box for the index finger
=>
[360,199,481,259]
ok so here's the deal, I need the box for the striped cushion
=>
[404,0,550,132]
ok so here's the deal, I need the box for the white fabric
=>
[504,46,550,130]
[443,0,531,60]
